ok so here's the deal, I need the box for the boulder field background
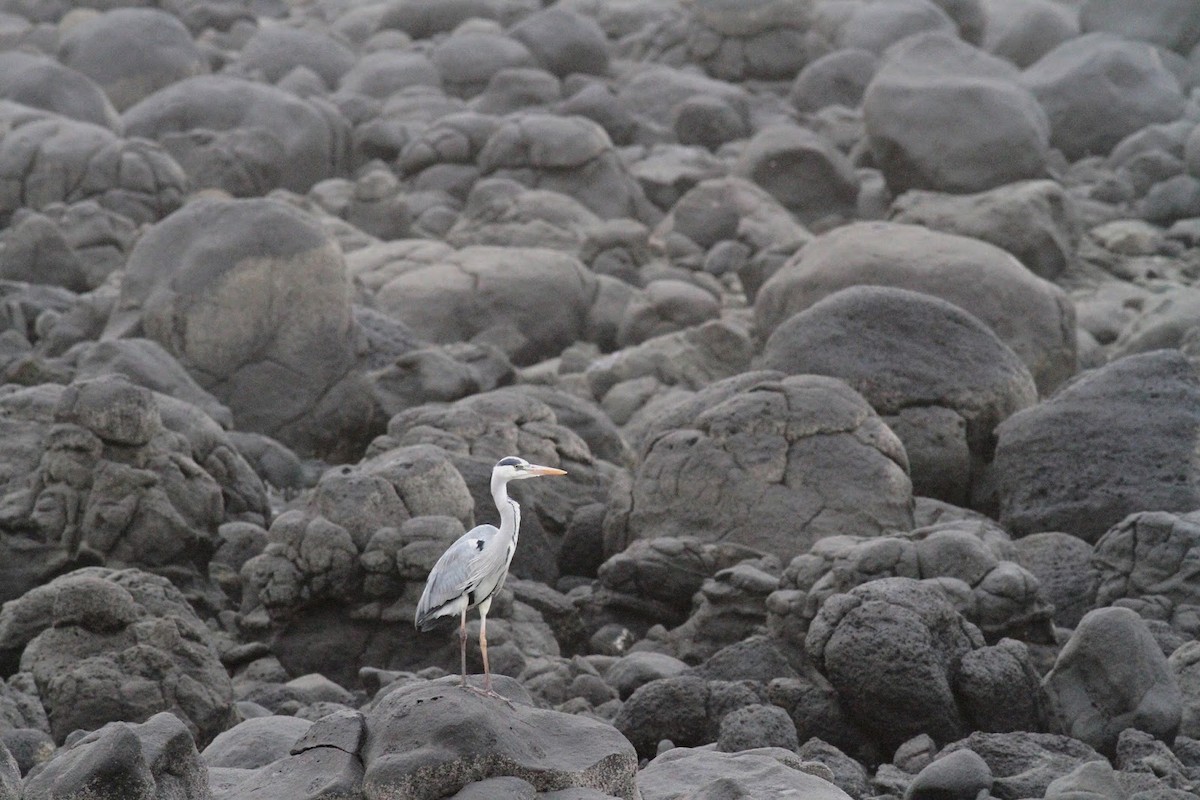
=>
[0,0,1198,798]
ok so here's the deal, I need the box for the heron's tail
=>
[414,594,464,631]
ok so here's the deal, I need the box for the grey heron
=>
[414,455,567,698]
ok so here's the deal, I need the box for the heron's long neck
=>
[491,477,520,548]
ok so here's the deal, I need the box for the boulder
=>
[362,676,638,799]
[22,712,208,800]
[805,577,984,753]
[123,75,350,196]
[0,377,267,605]
[770,521,1053,647]
[1110,287,1200,359]
[379,0,502,39]
[431,30,536,98]
[0,101,185,226]
[604,652,690,701]
[1012,532,1097,628]
[906,748,993,800]
[1043,607,1182,755]
[732,124,858,227]
[981,0,1079,68]
[442,181,601,253]
[637,747,853,800]
[788,49,878,112]
[365,244,601,366]
[1092,510,1200,637]
[0,568,236,746]
[0,740,14,800]
[103,197,376,461]
[760,285,1036,506]
[615,65,751,143]
[0,51,118,128]
[836,0,957,54]
[604,371,913,565]
[863,32,1050,193]
[1080,0,1200,54]
[612,675,756,758]
[718,704,800,753]
[1043,759,1126,800]
[940,731,1106,800]
[680,0,818,82]
[1022,33,1187,160]
[239,25,356,88]
[993,351,1200,542]
[890,179,1081,280]
[509,7,609,77]
[1169,642,1200,738]
[478,114,653,222]
[338,51,442,99]
[201,716,313,769]
[754,221,1077,394]
[57,8,208,111]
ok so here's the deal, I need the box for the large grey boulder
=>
[362,676,638,799]
[680,0,819,82]
[889,179,1081,280]
[863,32,1050,193]
[0,377,267,605]
[103,197,376,460]
[23,712,208,800]
[940,731,1105,799]
[0,52,119,128]
[364,244,603,366]
[1012,532,1097,628]
[760,285,1037,505]
[604,371,914,565]
[123,75,350,196]
[754,221,1077,394]
[835,0,957,54]
[981,0,1079,68]
[1043,607,1181,755]
[732,124,858,227]
[993,351,1200,542]
[478,114,654,223]
[202,715,313,769]
[638,746,853,800]
[0,568,236,746]
[0,101,185,226]
[1092,510,1200,636]
[1022,33,1187,160]
[1080,0,1200,54]
[238,25,356,88]
[57,8,208,111]
[770,520,1053,647]
[804,578,985,753]
[615,65,751,144]
[509,7,610,77]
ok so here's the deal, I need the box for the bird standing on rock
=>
[414,456,567,699]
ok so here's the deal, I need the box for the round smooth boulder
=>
[103,197,373,460]
[1080,0,1200,54]
[1021,33,1187,160]
[0,51,119,128]
[993,350,1200,542]
[754,221,1077,394]
[682,0,818,82]
[863,32,1050,194]
[508,7,609,77]
[788,49,879,112]
[732,124,859,227]
[57,8,208,111]
[604,371,914,564]
[123,75,350,196]
[981,0,1079,68]
[760,285,1037,505]
[1042,607,1181,756]
[639,747,853,800]
[238,25,356,88]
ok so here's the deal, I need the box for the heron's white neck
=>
[491,475,521,545]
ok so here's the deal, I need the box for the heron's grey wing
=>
[414,524,498,628]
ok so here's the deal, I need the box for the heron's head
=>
[493,456,567,483]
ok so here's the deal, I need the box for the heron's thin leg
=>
[459,606,468,688]
[479,605,491,691]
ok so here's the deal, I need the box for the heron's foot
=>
[461,683,515,708]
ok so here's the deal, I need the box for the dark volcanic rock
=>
[604,371,913,564]
[754,221,1077,394]
[941,731,1105,799]
[760,285,1036,506]
[362,676,638,799]
[993,350,1200,542]
[0,568,236,746]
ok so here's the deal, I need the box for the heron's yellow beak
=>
[528,465,567,476]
